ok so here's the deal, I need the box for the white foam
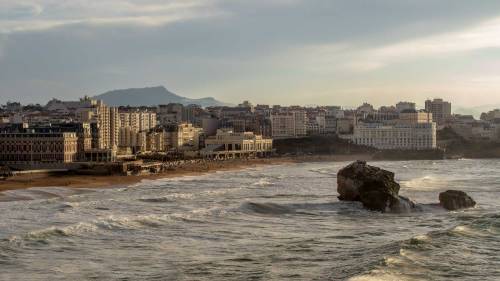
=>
[348,271,416,281]
[252,178,274,187]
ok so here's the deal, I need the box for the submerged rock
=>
[337,160,416,213]
[439,190,476,211]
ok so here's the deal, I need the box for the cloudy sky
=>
[1,0,500,109]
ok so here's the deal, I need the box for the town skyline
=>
[1,84,499,114]
[2,1,500,107]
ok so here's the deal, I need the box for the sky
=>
[1,0,500,109]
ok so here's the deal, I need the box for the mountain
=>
[93,86,230,107]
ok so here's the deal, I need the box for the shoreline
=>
[0,154,373,197]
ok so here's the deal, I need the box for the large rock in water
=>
[439,190,476,211]
[337,161,416,213]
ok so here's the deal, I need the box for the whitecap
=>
[252,178,274,187]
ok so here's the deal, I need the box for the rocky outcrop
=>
[337,161,416,213]
[439,190,476,211]
[337,161,477,213]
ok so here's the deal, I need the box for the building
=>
[157,103,184,125]
[0,132,78,167]
[118,109,157,132]
[449,115,500,142]
[357,103,375,114]
[398,111,433,124]
[425,98,451,125]
[396,102,416,113]
[76,99,115,150]
[165,123,203,151]
[481,109,500,122]
[270,111,307,139]
[202,129,273,159]
[353,122,437,150]
[352,111,436,150]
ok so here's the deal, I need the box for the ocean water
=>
[0,159,499,281]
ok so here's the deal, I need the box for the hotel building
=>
[0,132,78,167]
[352,111,437,150]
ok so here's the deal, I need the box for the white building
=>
[202,129,273,158]
[352,112,437,150]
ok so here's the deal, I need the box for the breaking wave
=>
[350,212,500,281]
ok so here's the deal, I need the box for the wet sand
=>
[0,154,372,200]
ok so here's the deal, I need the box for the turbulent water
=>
[0,160,499,281]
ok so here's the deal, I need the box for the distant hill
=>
[93,86,229,107]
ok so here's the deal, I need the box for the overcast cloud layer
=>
[1,0,500,108]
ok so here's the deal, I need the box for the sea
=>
[0,159,499,281]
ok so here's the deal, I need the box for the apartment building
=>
[270,111,307,139]
[425,98,451,125]
[165,123,203,151]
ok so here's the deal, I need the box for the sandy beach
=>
[0,154,372,198]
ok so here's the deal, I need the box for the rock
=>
[439,190,476,211]
[337,160,416,213]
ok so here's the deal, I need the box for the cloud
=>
[2,0,500,106]
[0,0,223,33]
[347,17,500,71]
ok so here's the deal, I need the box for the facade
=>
[203,129,273,158]
[0,132,78,165]
[396,102,416,113]
[425,99,451,125]
[398,111,433,124]
[353,111,437,150]
[118,110,157,132]
[76,99,114,150]
[165,123,203,151]
[353,122,437,150]
[270,111,307,139]
[157,104,184,125]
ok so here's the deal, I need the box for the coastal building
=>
[202,129,273,159]
[352,111,437,150]
[425,98,451,125]
[352,122,437,150]
[0,132,78,167]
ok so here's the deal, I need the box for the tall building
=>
[76,99,116,150]
[270,111,307,139]
[425,98,451,125]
